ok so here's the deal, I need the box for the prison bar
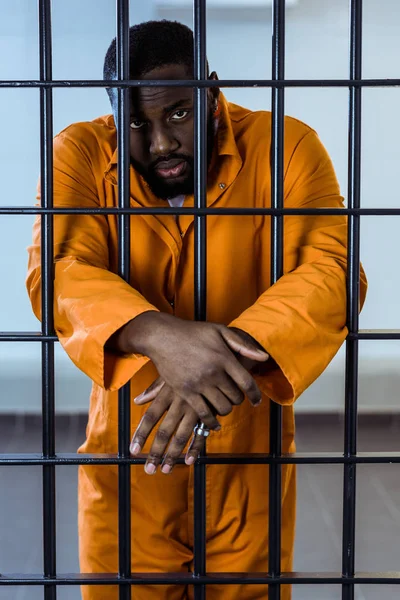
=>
[38,1,57,599]
[192,1,208,598]
[3,451,400,466]
[4,329,400,342]
[1,572,400,586]
[268,1,285,598]
[115,1,132,599]
[342,2,363,599]
[3,206,400,216]
[1,78,400,88]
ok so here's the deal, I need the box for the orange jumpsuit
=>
[26,94,367,600]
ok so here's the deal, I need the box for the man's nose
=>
[149,126,179,157]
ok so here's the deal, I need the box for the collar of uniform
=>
[103,92,243,208]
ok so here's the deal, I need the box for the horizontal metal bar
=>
[2,452,400,466]
[351,330,400,340]
[1,78,400,89]
[0,572,399,585]
[3,207,400,216]
[1,330,399,343]
[0,333,58,341]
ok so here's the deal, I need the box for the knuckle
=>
[198,408,211,420]
[203,364,218,379]
[148,451,161,461]
[174,435,189,447]
[142,411,157,425]
[155,428,171,443]
[181,378,198,393]
[242,378,256,394]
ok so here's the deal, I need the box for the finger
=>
[161,410,199,474]
[225,359,263,407]
[220,327,269,362]
[185,423,208,466]
[144,400,185,475]
[130,387,171,456]
[187,393,221,431]
[217,375,245,406]
[134,377,165,405]
[202,387,233,416]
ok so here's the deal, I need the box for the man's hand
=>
[127,312,268,424]
[125,316,269,474]
[130,386,205,474]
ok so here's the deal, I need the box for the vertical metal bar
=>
[269,1,285,598]
[116,1,131,599]
[39,1,56,599]
[193,1,207,599]
[342,1,362,599]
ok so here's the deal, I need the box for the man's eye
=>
[171,110,189,121]
[130,120,145,130]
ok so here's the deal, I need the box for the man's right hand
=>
[111,311,269,430]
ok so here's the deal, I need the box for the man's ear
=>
[208,71,220,110]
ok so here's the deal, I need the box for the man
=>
[26,19,367,600]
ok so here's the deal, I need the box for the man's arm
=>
[26,128,159,390]
[230,128,368,405]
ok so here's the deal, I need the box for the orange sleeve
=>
[26,130,158,391]
[229,129,368,405]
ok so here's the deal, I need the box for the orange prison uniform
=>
[26,94,367,600]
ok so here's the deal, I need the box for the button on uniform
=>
[219,182,226,189]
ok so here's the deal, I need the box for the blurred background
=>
[0,1,400,599]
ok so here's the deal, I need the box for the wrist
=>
[108,310,166,355]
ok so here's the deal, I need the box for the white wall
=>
[1,0,399,413]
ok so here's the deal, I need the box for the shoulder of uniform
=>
[55,115,115,149]
[228,101,316,144]
[54,115,116,165]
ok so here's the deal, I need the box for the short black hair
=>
[103,20,196,110]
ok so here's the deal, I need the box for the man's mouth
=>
[154,159,187,179]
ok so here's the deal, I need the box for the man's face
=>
[129,64,219,200]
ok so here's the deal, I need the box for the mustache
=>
[150,153,193,171]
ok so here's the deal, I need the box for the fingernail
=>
[254,399,262,407]
[145,463,156,475]
[130,442,141,455]
[133,393,144,404]
[185,456,195,465]
[161,464,171,474]
[215,425,221,431]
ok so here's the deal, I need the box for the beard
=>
[131,109,216,201]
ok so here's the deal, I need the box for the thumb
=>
[134,377,165,405]
[220,327,269,362]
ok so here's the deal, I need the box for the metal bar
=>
[193,1,208,598]
[268,2,285,598]
[1,572,400,585]
[2,206,400,216]
[4,328,400,342]
[38,1,56,599]
[3,451,400,466]
[115,2,131,600]
[342,2,362,599]
[2,78,400,88]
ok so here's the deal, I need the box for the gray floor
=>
[0,413,399,599]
